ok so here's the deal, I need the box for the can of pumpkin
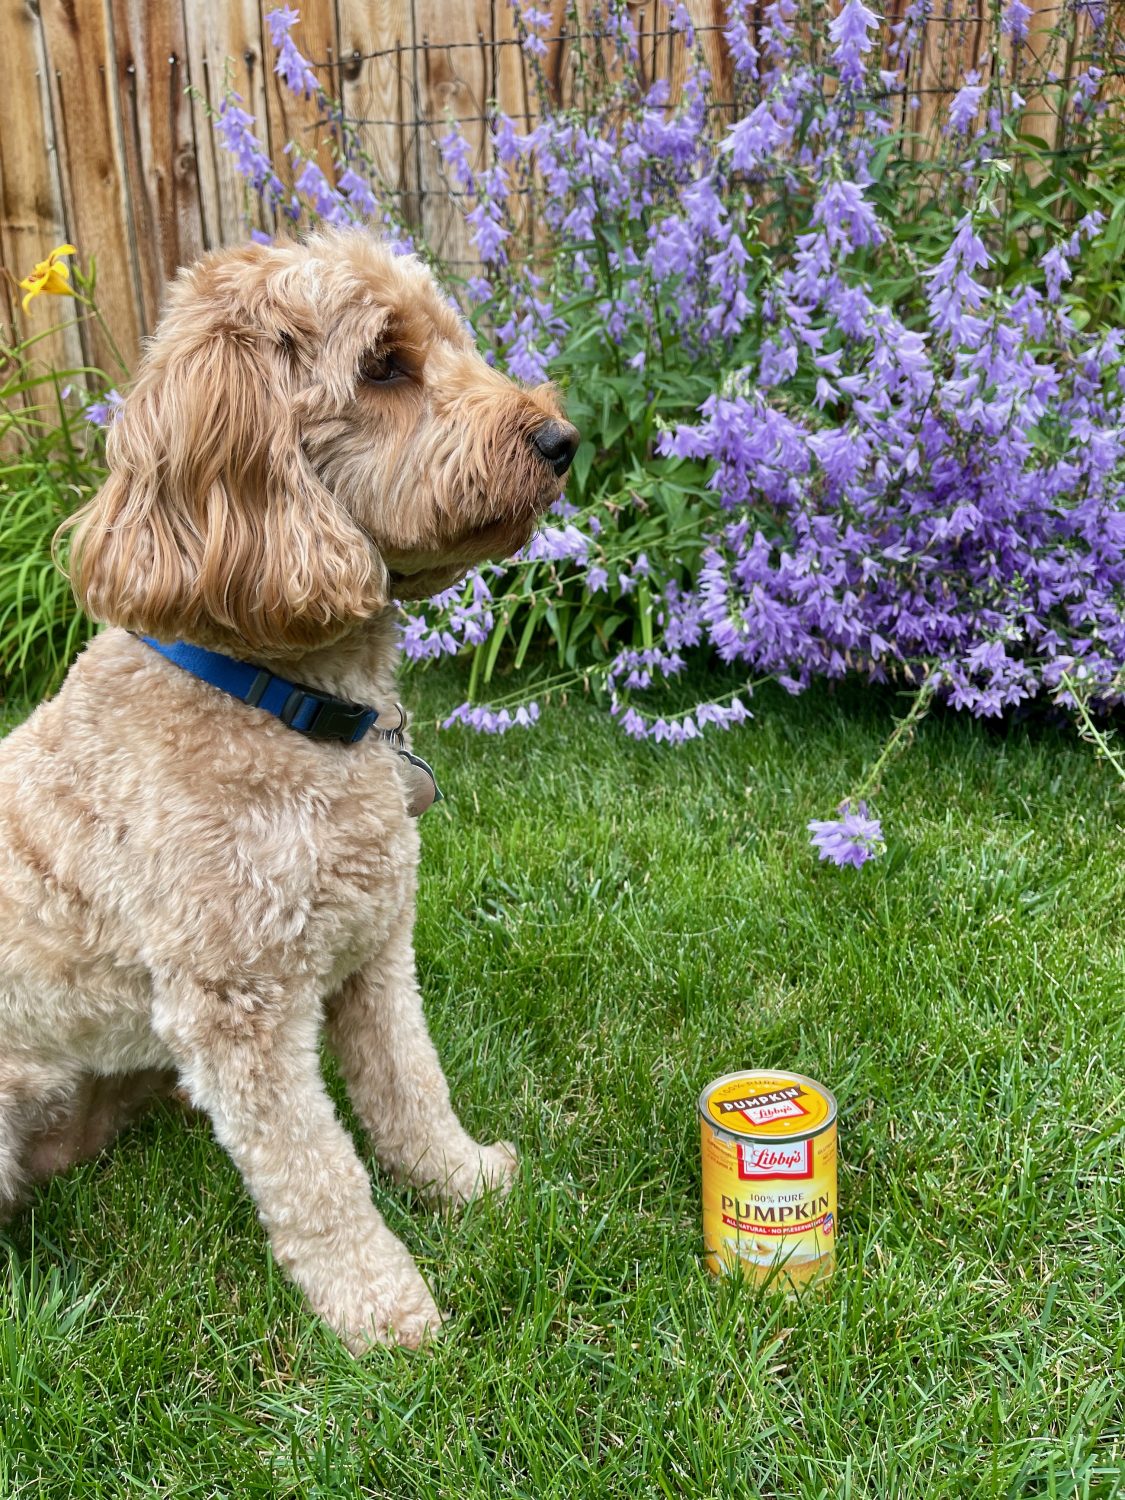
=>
[699,1069,837,1291]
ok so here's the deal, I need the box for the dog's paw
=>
[434,1139,519,1208]
[476,1139,519,1195]
[333,1262,446,1355]
[304,1229,446,1355]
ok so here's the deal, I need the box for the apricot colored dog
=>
[0,230,577,1351]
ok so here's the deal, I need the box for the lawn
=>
[1,669,1123,1498]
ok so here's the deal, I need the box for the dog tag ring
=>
[374,705,441,816]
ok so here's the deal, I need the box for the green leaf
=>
[571,440,596,495]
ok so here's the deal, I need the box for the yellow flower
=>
[19,244,78,313]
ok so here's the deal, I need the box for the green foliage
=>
[0,355,104,702]
[1003,139,1125,328]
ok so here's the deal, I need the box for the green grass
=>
[1,669,1123,1498]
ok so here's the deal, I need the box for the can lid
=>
[699,1069,837,1140]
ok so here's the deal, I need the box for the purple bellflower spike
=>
[829,0,879,88]
[266,8,320,99]
[949,75,984,134]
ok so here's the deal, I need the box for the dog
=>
[0,229,578,1352]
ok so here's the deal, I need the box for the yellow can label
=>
[700,1070,837,1291]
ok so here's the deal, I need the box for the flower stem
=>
[1062,674,1125,788]
[72,293,130,378]
[850,674,936,805]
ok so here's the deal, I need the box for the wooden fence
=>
[0,0,1110,378]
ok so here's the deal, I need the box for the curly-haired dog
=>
[0,230,578,1352]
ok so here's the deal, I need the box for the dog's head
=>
[66,230,578,655]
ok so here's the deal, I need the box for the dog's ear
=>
[63,295,386,654]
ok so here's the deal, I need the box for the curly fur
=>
[0,230,576,1352]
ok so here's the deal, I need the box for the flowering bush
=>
[152,4,1125,858]
[423,7,1124,706]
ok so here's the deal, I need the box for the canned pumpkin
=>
[699,1069,837,1291]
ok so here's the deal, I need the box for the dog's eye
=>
[358,348,407,385]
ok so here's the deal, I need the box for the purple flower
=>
[439,127,475,193]
[724,0,760,75]
[811,179,884,253]
[829,0,879,88]
[265,5,300,46]
[515,0,552,52]
[294,160,348,223]
[266,8,320,100]
[443,701,541,733]
[84,389,125,427]
[521,524,590,564]
[466,201,510,263]
[276,36,319,98]
[666,0,696,40]
[948,76,984,134]
[808,802,885,867]
[723,100,787,171]
[338,168,379,218]
[1000,0,1031,41]
[1041,244,1072,304]
[214,95,287,211]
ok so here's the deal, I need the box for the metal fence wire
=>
[302,7,1122,268]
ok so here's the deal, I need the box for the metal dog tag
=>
[398,749,443,817]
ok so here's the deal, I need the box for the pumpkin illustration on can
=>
[700,1069,838,1291]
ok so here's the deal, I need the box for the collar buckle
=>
[280,688,377,743]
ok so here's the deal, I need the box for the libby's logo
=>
[718,1085,809,1129]
[738,1141,813,1180]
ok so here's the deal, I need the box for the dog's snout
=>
[531,419,580,478]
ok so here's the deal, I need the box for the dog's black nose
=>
[532,419,580,478]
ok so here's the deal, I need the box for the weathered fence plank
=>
[415,0,487,267]
[0,0,85,377]
[110,0,205,333]
[181,0,275,248]
[259,0,338,203]
[336,0,414,219]
[38,0,139,378]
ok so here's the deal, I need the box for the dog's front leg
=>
[153,978,442,1354]
[326,922,518,1205]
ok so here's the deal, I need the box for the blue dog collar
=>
[138,636,380,744]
